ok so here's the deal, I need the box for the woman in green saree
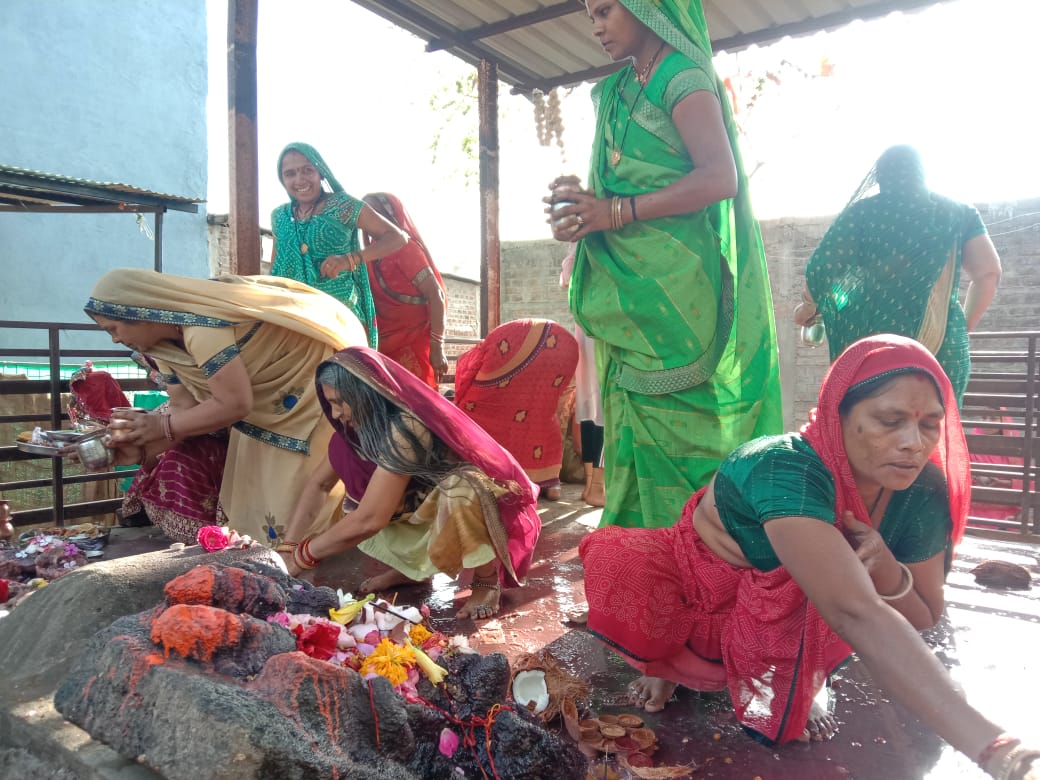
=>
[547,0,783,529]
[796,145,1002,403]
[271,142,408,348]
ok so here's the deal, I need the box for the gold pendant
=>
[611,149,622,167]
[300,243,308,255]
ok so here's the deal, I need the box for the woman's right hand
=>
[320,253,361,278]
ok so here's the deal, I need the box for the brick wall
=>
[501,196,1040,429]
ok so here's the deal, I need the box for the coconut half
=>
[512,669,550,714]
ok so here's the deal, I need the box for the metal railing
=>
[0,320,149,527]
[962,331,1039,541]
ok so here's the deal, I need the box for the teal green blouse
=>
[713,433,950,571]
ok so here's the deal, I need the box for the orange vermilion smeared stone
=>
[151,604,245,662]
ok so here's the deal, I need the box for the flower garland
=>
[532,87,568,166]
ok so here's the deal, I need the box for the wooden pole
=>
[478,59,500,337]
[227,0,261,274]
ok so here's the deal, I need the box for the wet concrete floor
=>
[97,483,1040,779]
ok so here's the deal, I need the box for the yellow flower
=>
[409,624,433,645]
[409,639,448,685]
[360,638,416,687]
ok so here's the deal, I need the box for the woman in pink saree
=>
[279,346,541,619]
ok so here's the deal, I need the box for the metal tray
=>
[15,440,65,457]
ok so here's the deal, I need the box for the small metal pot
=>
[75,431,114,470]
[800,321,826,347]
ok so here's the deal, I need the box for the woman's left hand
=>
[430,342,449,381]
[841,511,906,595]
[320,253,361,278]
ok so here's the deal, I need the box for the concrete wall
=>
[1,0,209,349]
[501,197,1040,430]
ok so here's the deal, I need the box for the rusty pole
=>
[478,59,500,337]
[227,0,261,275]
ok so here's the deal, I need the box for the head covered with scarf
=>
[276,142,345,198]
[271,143,378,345]
[315,346,541,586]
[802,333,970,552]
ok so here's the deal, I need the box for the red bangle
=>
[978,734,1021,769]
[293,537,321,570]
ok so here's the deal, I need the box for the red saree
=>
[362,193,445,389]
[319,347,541,587]
[454,320,579,489]
[580,334,969,744]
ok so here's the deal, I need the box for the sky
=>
[206,0,1040,278]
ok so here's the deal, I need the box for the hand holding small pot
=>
[108,408,162,447]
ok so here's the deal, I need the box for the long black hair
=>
[317,362,458,487]
[838,366,943,417]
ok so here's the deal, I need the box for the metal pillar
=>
[478,59,500,337]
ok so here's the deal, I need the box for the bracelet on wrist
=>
[160,412,175,442]
[629,195,638,222]
[879,561,914,601]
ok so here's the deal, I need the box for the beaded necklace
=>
[292,192,326,256]
[609,42,665,168]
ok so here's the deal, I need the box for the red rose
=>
[196,525,230,552]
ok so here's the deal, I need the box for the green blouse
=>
[713,433,950,571]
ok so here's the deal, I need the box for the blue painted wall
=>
[1,0,208,353]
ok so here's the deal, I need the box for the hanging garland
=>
[531,87,567,166]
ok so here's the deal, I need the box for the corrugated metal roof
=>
[0,164,202,213]
[349,0,947,93]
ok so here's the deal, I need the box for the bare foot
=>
[582,484,605,507]
[358,568,424,594]
[456,580,500,620]
[627,676,678,713]
[799,700,839,742]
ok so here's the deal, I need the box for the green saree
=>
[569,0,783,529]
[805,189,986,402]
[271,142,378,348]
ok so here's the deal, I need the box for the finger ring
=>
[576,215,584,226]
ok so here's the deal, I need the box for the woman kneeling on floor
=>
[581,334,1039,777]
[279,347,541,620]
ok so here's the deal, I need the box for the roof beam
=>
[427,1,584,52]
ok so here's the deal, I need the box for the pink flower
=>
[438,728,460,757]
[196,525,229,552]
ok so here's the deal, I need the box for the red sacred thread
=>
[415,695,513,780]
[367,679,381,750]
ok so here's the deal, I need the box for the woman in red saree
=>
[454,319,579,500]
[361,192,448,388]
[581,334,1038,776]
[279,346,540,620]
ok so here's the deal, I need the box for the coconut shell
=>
[510,650,591,721]
[617,713,644,729]
[970,560,1033,590]
[600,724,627,739]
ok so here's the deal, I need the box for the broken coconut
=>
[512,669,550,715]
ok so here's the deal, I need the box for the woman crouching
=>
[279,347,541,620]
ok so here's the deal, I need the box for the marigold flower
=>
[360,638,416,687]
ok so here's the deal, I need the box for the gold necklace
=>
[293,192,326,256]
[610,42,665,168]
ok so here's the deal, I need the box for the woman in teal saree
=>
[548,0,783,529]
[797,145,1002,403]
[271,142,408,348]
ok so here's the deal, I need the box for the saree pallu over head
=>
[85,268,366,451]
[581,334,969,744]
[804,149,987,400]
[454,320,579,487]
[569,0,780,404]
[363,192,447,387]
[318,347,541,587]
[271,142,378,347]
